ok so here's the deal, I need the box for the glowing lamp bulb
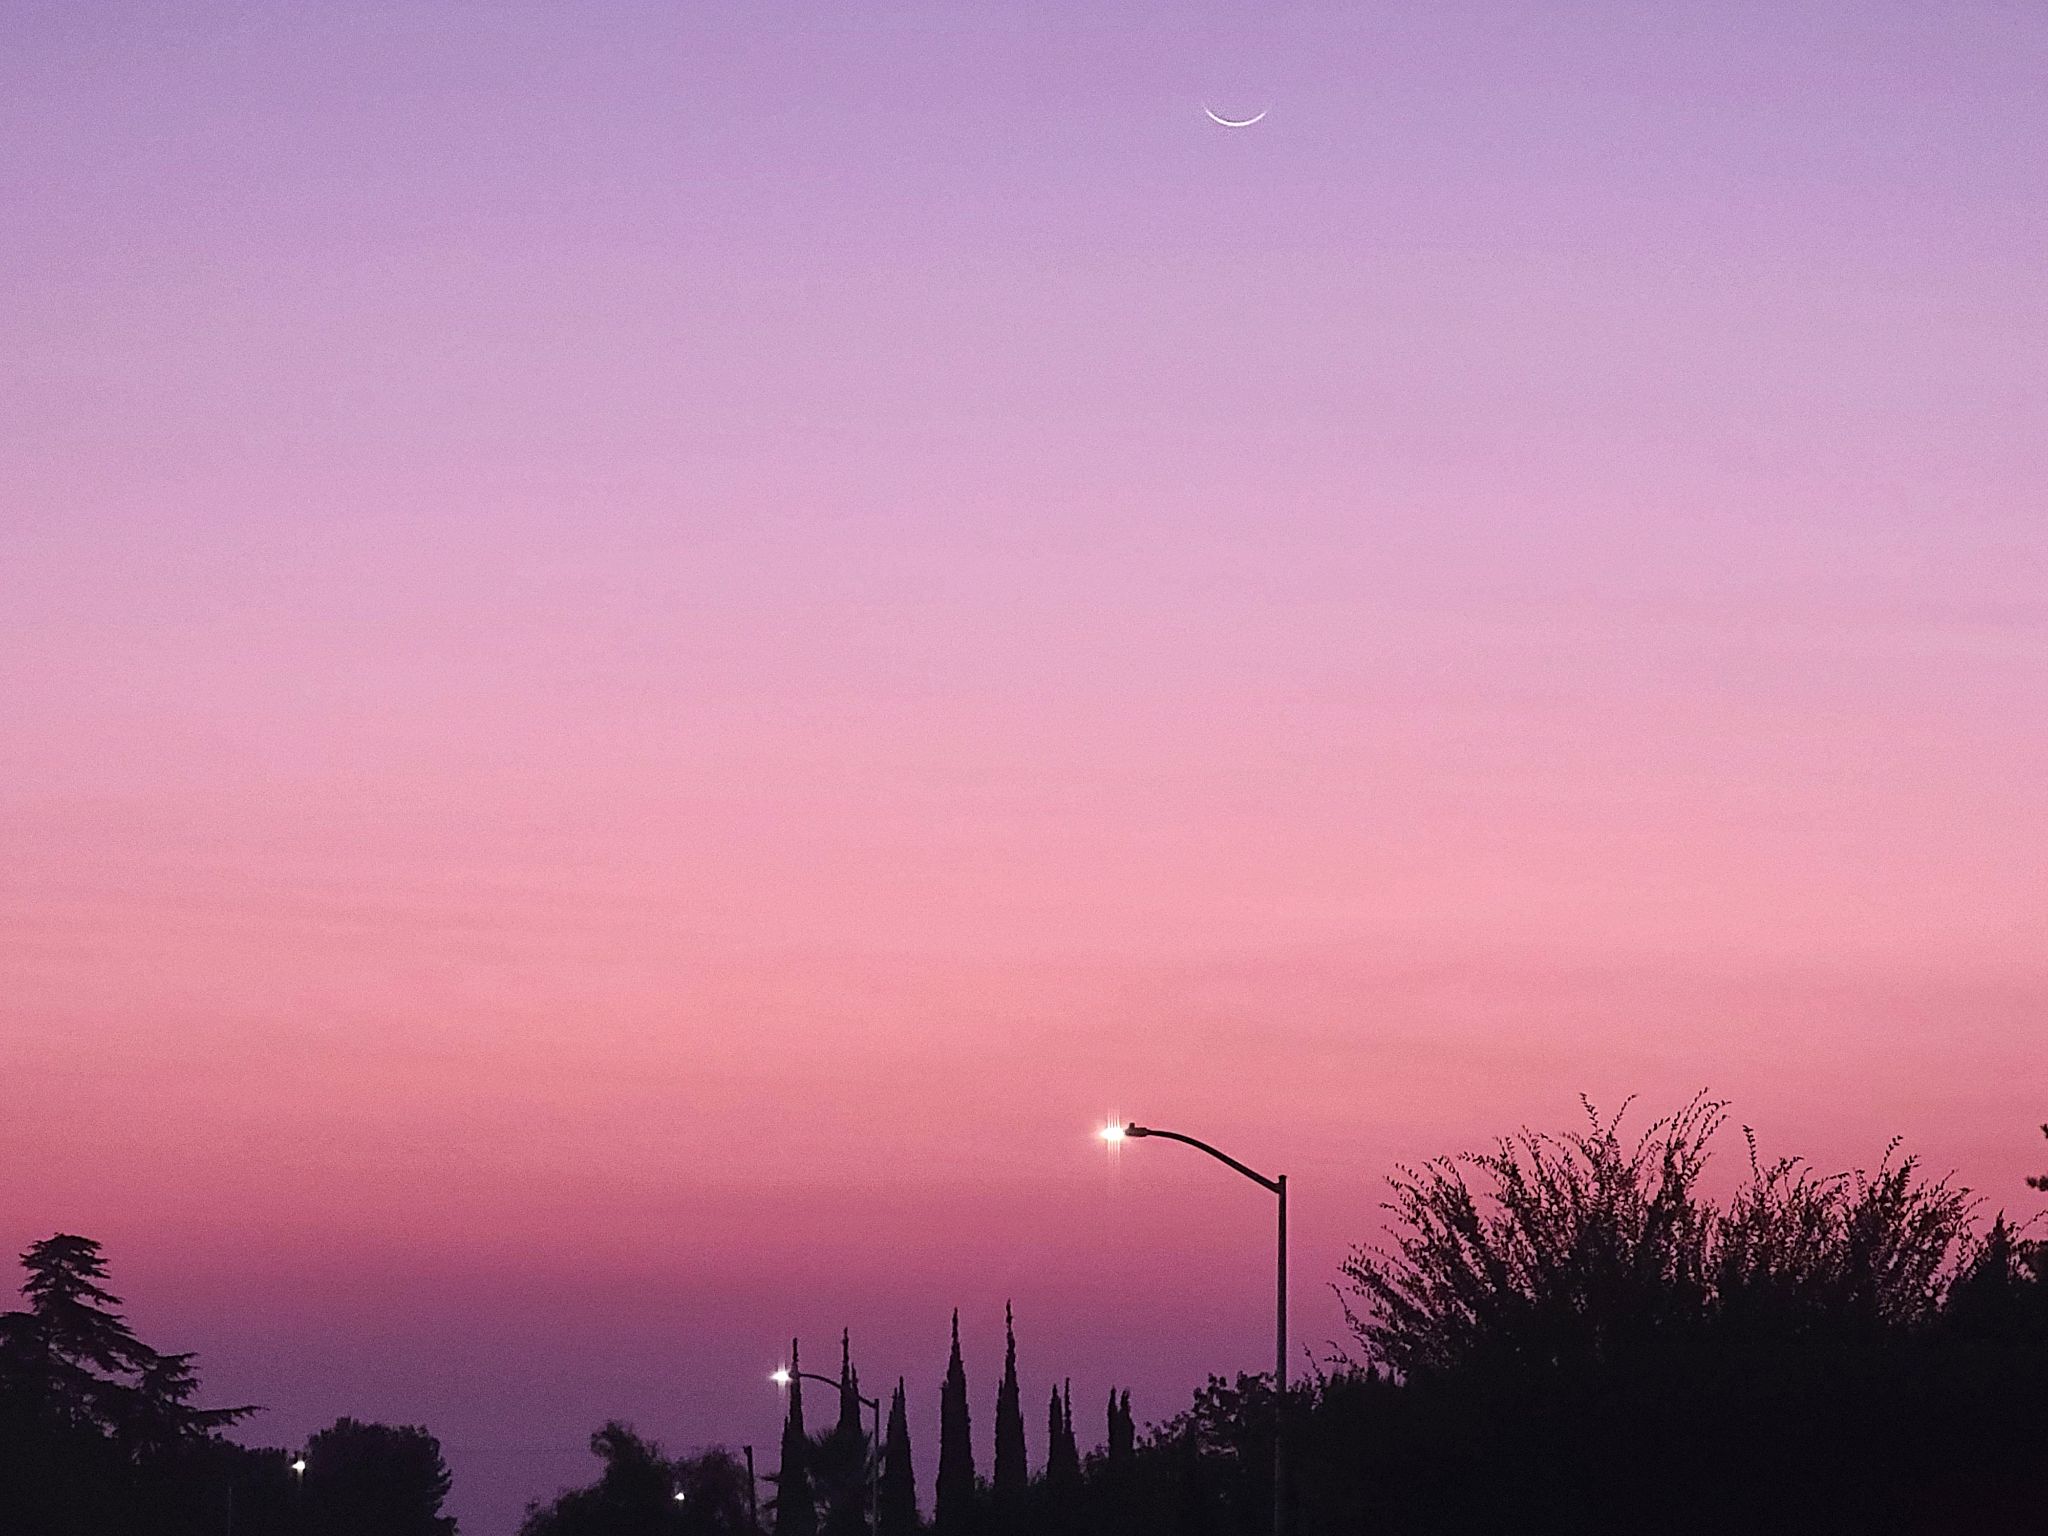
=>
[291,1458,307,1475]
[1100,1123,1126,1143]
[770,1367,792,1386]
[674,1490,688,1502]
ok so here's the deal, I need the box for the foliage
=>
[302,1415,456,1536]
[521,1421,750,1536]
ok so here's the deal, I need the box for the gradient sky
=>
[4,1,2045,1530]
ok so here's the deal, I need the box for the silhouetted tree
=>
[1331,1096,2022,1535]
[0,1234,261,1536]
[1106,1391,1133,1469]
[815,1332,868,1536]
[2029,1123,2048,1192]
[302,1416,454,1536]
[933,1312,974,1536]
[991,1304,1025,1502]
[1045,1383,1079,1493]
[878,1380,916,1536]
[0,1234,253,1449]
[521,1420,714,1536]
[774,1340,816,1536]
[674,1446,758,1536]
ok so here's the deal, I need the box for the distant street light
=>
[1103,1121,1288,1536]
[770,1363,882,1536]
[290,1457,306,1477]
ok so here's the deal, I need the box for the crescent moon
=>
[1203,105,1268,128]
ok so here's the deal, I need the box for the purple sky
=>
[4,2,2045,1532]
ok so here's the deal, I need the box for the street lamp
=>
[1104,1121,1288,1536]
[770,1363,882,1536]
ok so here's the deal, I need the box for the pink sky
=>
[3,2,2045,1530]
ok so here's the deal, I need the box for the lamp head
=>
[770,1367,792,1387]
[1099,1122,1126,1144]
[290,1457,307,1476]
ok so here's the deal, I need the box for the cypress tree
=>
[776,1338,817,1536]
[818,1330,868,1536]
[879,1379,917,1536]
[1062,1383,1077,1476]
[992,1303,1026,1499]
[1107,1389,1133,1468]
[1047,1381,1079,1491]
[934,1311,974,1535]
[836,1330,863,1443]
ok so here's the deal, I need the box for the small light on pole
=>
[290,1457,307,1477]
[769,1367,792,1386]
[1100,1122,1126,1143]
[674,1489,688,1502]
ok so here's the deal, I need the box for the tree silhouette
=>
[991,1304,1025,1502]
[2029,1123,2048,1192]
[0,1234,253,1449]
[1045,1382,1079,1494]
[1106,1390,1133,1469]
[1328,1097,2021,1534]
[520,1420,707,1536]
[815,1331,868,1536]
[878,1380,916,1536]
[774,1340,816,1536]
[302,1416,454,1536]
[674,1445,758,1536]
[933,1311,974,1536]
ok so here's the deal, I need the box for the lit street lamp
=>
[770,1363,882,1536]
[1104,1121,1288,1536]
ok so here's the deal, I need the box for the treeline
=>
[0,1235,454,1535]
[531,1103,2048,1536]
[8,1104,2045,1535]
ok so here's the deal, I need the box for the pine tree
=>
[992,1303,1025,1500]
[878,1379,917,1536]
[1,1233,252,1446]
[776,1338,817,1536]
[934,1311,974,1535]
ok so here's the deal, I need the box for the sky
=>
[3,0,2045,1529]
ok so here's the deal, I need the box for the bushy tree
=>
[302,1416,455,1536]
[524,1420,663,1535]
[1331,1098,2031,1534]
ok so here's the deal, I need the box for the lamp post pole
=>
[771,1367,881,1536]
[1106,1122,1288,1536]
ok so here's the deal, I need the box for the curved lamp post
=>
[770,1366,881,1536]
[1104,1121,1287,1536]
